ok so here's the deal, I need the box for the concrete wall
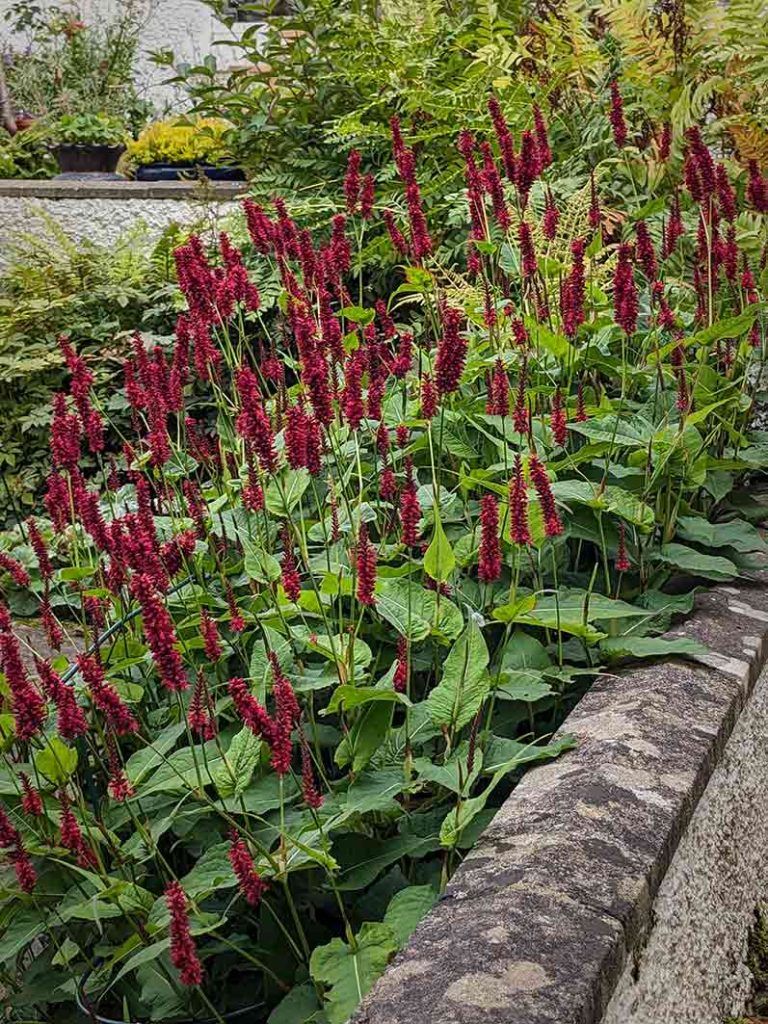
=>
[0,180,246,266]
[0,0,255,111]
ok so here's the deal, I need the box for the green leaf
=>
[244,543,282,583]
[335,702,393,773]
[382,886,438,949]
[34,737,78,785]
[178,843,236,900]
[423,512,455,583]
[376,579,463,642]
[0,906,46,964]
[600,635,708,660]
[425,620,489,732]
[268,984,321,1024]
[491,595,537,623]
[212,727,261,798]
[265,468,310,516]
[495,670,552,703]
[324,685,411,715]
[344,768,409,814]
[249,626,293,702]
[310,922,398,1024]
[113,939,171,984]
[125,723,186,786]
[651,543,739,581]
[414,741,482,795]
[675,516,767,554]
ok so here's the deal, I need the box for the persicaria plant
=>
[0,90,767,1023]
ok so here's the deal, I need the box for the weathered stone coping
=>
[353,577,768,1024]
[0,179,247,200]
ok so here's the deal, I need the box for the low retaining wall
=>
[354,578,768,1024]
[0,180,246,264]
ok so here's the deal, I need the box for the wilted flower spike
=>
[616,521,631,573]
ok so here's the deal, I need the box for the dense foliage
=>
[0,76,767,1023]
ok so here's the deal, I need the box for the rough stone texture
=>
[353,578,768,1024]
[603,652,768,1022]
[0,184,244,264]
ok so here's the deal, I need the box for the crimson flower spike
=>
[509,454,532,546]
[528,454,564,537]
[478,494,502,583]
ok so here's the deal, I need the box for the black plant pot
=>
[54,144,125,178]
[135,162,246,182]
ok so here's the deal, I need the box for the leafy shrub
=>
[125,117,236,170]
[0,85,767,1024]
[49,112,127,146]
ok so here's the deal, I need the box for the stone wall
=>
[0,179,246,265]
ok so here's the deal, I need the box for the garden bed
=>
[354,575,768,1024]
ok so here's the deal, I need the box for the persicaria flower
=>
[616,521,631,573]
[747,160,768,214]
[0,617,47,741]
[229,676,275,743]
[165,881,204,986]
[518,222,537,278]
[130,574,188,692]
[509,455,531,546]
[478,494,502,583]
[226,582,245,633]
[36,656,88,740]
[188,671,217,740]
[360,174,376,219]
[715,163,737,222]
[635,221,658,281]
[550,388,568,447]
[683,126,715,203]
[344,149,362,213]
[200,610,222,663]
[280,525,301,602]
[58,792,97,868]
[486,359,510,417]
[532,103,552,168]
[382,210,409,257]
[434,307,467,394]
[589,172,601,231]
[269,651,300,776]
[50,393,81,471]
[488,96,516,182]
[26,518,53,581]
[0,805,18,847]
[420,373,438,419]
[516,130,539,207]
[658,122,672,161]
[609,80,628,149]
[613,243,639,335]
[300,734,324,809]
[400,460,421,547]
[479,141,510,231]
[107,737,135,802]
[562,238,586,338]
[228,831,269,905]
[393,636,409,693]
[77,652,138,736]
[10,838,36,893]
[513,361,530,435]
[0,552,30,588]
[356,524,378,606]
[528,454,563,537]
[20,773,43,817]
[543,189,559,240]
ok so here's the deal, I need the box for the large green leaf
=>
[600,635,708,660]
[212,727,262,798]
[265,467,311,516]
[268,984,321,1024]
[249,626,293,702]
[310,922,398,1024]
[651,543,738,581]
[423,511,456,583]
[376,578,463,642]
[551,479,654,529]
[424,621,489,732]
[335,702,392,773]
[675,516,767,554]
[0,906,46,964]
[34,736,78,785]
[382,885,438,949]
[324,685,411,715]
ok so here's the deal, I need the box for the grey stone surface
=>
[353,578,768,1024]
[0,180,247,200]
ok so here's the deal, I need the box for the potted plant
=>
[49,112,127,176]
[124,117,245,181]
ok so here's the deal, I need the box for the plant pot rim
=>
[54,142,126,152]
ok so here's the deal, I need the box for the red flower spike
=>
[486,359,510,417]
[229,676,276,744]
[479,141,510,231]
[188,671,217,740]
[509,455,531,546]
[344,149,362,214]
[200,610,222,663]
[50,393,82,471]
[393,636,409,693]
[107,738,135,803]
[20,773,43,817]
[532,104,552,168]
[609,80,628,149]
[550,388,568,447]
[300,735,324,809]
[613,243,639,335]
[280,525,301,603]
[488,96,516,182]
[635,221,658,281]
[434,307,467,394]
[0,805,18,847]
[0,621,47,741]
[516,130,539,207]
[58,792,97,869]
[715,163,737,222]
[658,122,672,161]
[229,831,269,905]
[747,161,768,214]
[11,838,36,893]
[360,174,376,219]
[78,652,138,736]
[589,172,601,231]
[616,521,631,573]
[355,524,378,606]
[400,461,422,547]
[478,494,502,583]
[26,519,52,580]
[543,189,559,240]
[0,552,30,589]
[529,454,564,537]
[518,221,537,278]
[36,656,88,740]
[420,373,438,419]
[165,881,204,987]
[513,361,530,436]
[562,238,586,338]
[130,574,188,692]
[382,210,409,257]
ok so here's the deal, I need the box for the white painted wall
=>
[0,0,255,111]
